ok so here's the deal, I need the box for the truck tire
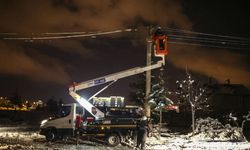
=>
[107,133,120,146]
[45,130,57,142]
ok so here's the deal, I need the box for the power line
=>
[0,32,17,35]
[1,27,250,50]
[169,37,250,47]
[168,41,250,50]
[164,27,250,42]
[2,27,250,43]
[44,31,87,35]
[168,34,250,45]
[3,29,137,40]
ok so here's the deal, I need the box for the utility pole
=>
[145,26,167,118]
[145,36,152,117]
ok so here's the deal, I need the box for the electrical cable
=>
[168,41,250,50]
[169,37,250,46]
[168,34,250,45]
[1,27,250,50]
[0,33,17,35]
[2,29,137,40]
[164,27,250,42]
[44,32,87,35]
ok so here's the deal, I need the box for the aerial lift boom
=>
[69,28,168,120]
[69,59,164,119]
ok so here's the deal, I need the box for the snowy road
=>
[0,125,250,150]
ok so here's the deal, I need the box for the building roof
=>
[207,83,250,95]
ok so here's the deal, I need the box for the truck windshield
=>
[57,106,71,118]
[76,106,84,116]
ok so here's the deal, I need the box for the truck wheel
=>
[45,130,57,142]
[107,133,120,146]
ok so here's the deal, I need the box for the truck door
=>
[54,104,75,129]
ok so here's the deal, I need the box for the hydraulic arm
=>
[69,59,164,119]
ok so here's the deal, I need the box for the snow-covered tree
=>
[148,68,174,129]
[176,70,208,133]
[129,67,173,119]
[148,68,173,112]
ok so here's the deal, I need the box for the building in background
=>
[92,96,125,107]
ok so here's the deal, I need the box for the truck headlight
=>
[41,119,48,125]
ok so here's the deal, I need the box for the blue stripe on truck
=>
[94,78,106,85]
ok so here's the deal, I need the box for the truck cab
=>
[40,103,81,141]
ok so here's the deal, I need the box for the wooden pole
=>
[145,37,152,117]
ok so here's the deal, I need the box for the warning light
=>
[165,105,179,113]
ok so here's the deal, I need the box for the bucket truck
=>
[40,28,168,146]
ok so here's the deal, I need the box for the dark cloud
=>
[0,0,193,84]
[52,0,79,12]
[169,44,250,86]
[0,0,192,32]
[0,41,70,84]
[0,0,249,88]
[46,39,95,58]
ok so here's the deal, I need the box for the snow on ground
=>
[145,117,250,150]
[0,123,250,150]
[146,134,250,150]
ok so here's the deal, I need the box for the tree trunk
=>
[159,108,162,136]
[191,106,195,133]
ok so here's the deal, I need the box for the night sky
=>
[0,0,249,103]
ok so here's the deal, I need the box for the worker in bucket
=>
[136,116,149,150]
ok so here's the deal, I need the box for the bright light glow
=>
[69,90,105,119]
[40,119,48,125]
[77,97,104,119]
